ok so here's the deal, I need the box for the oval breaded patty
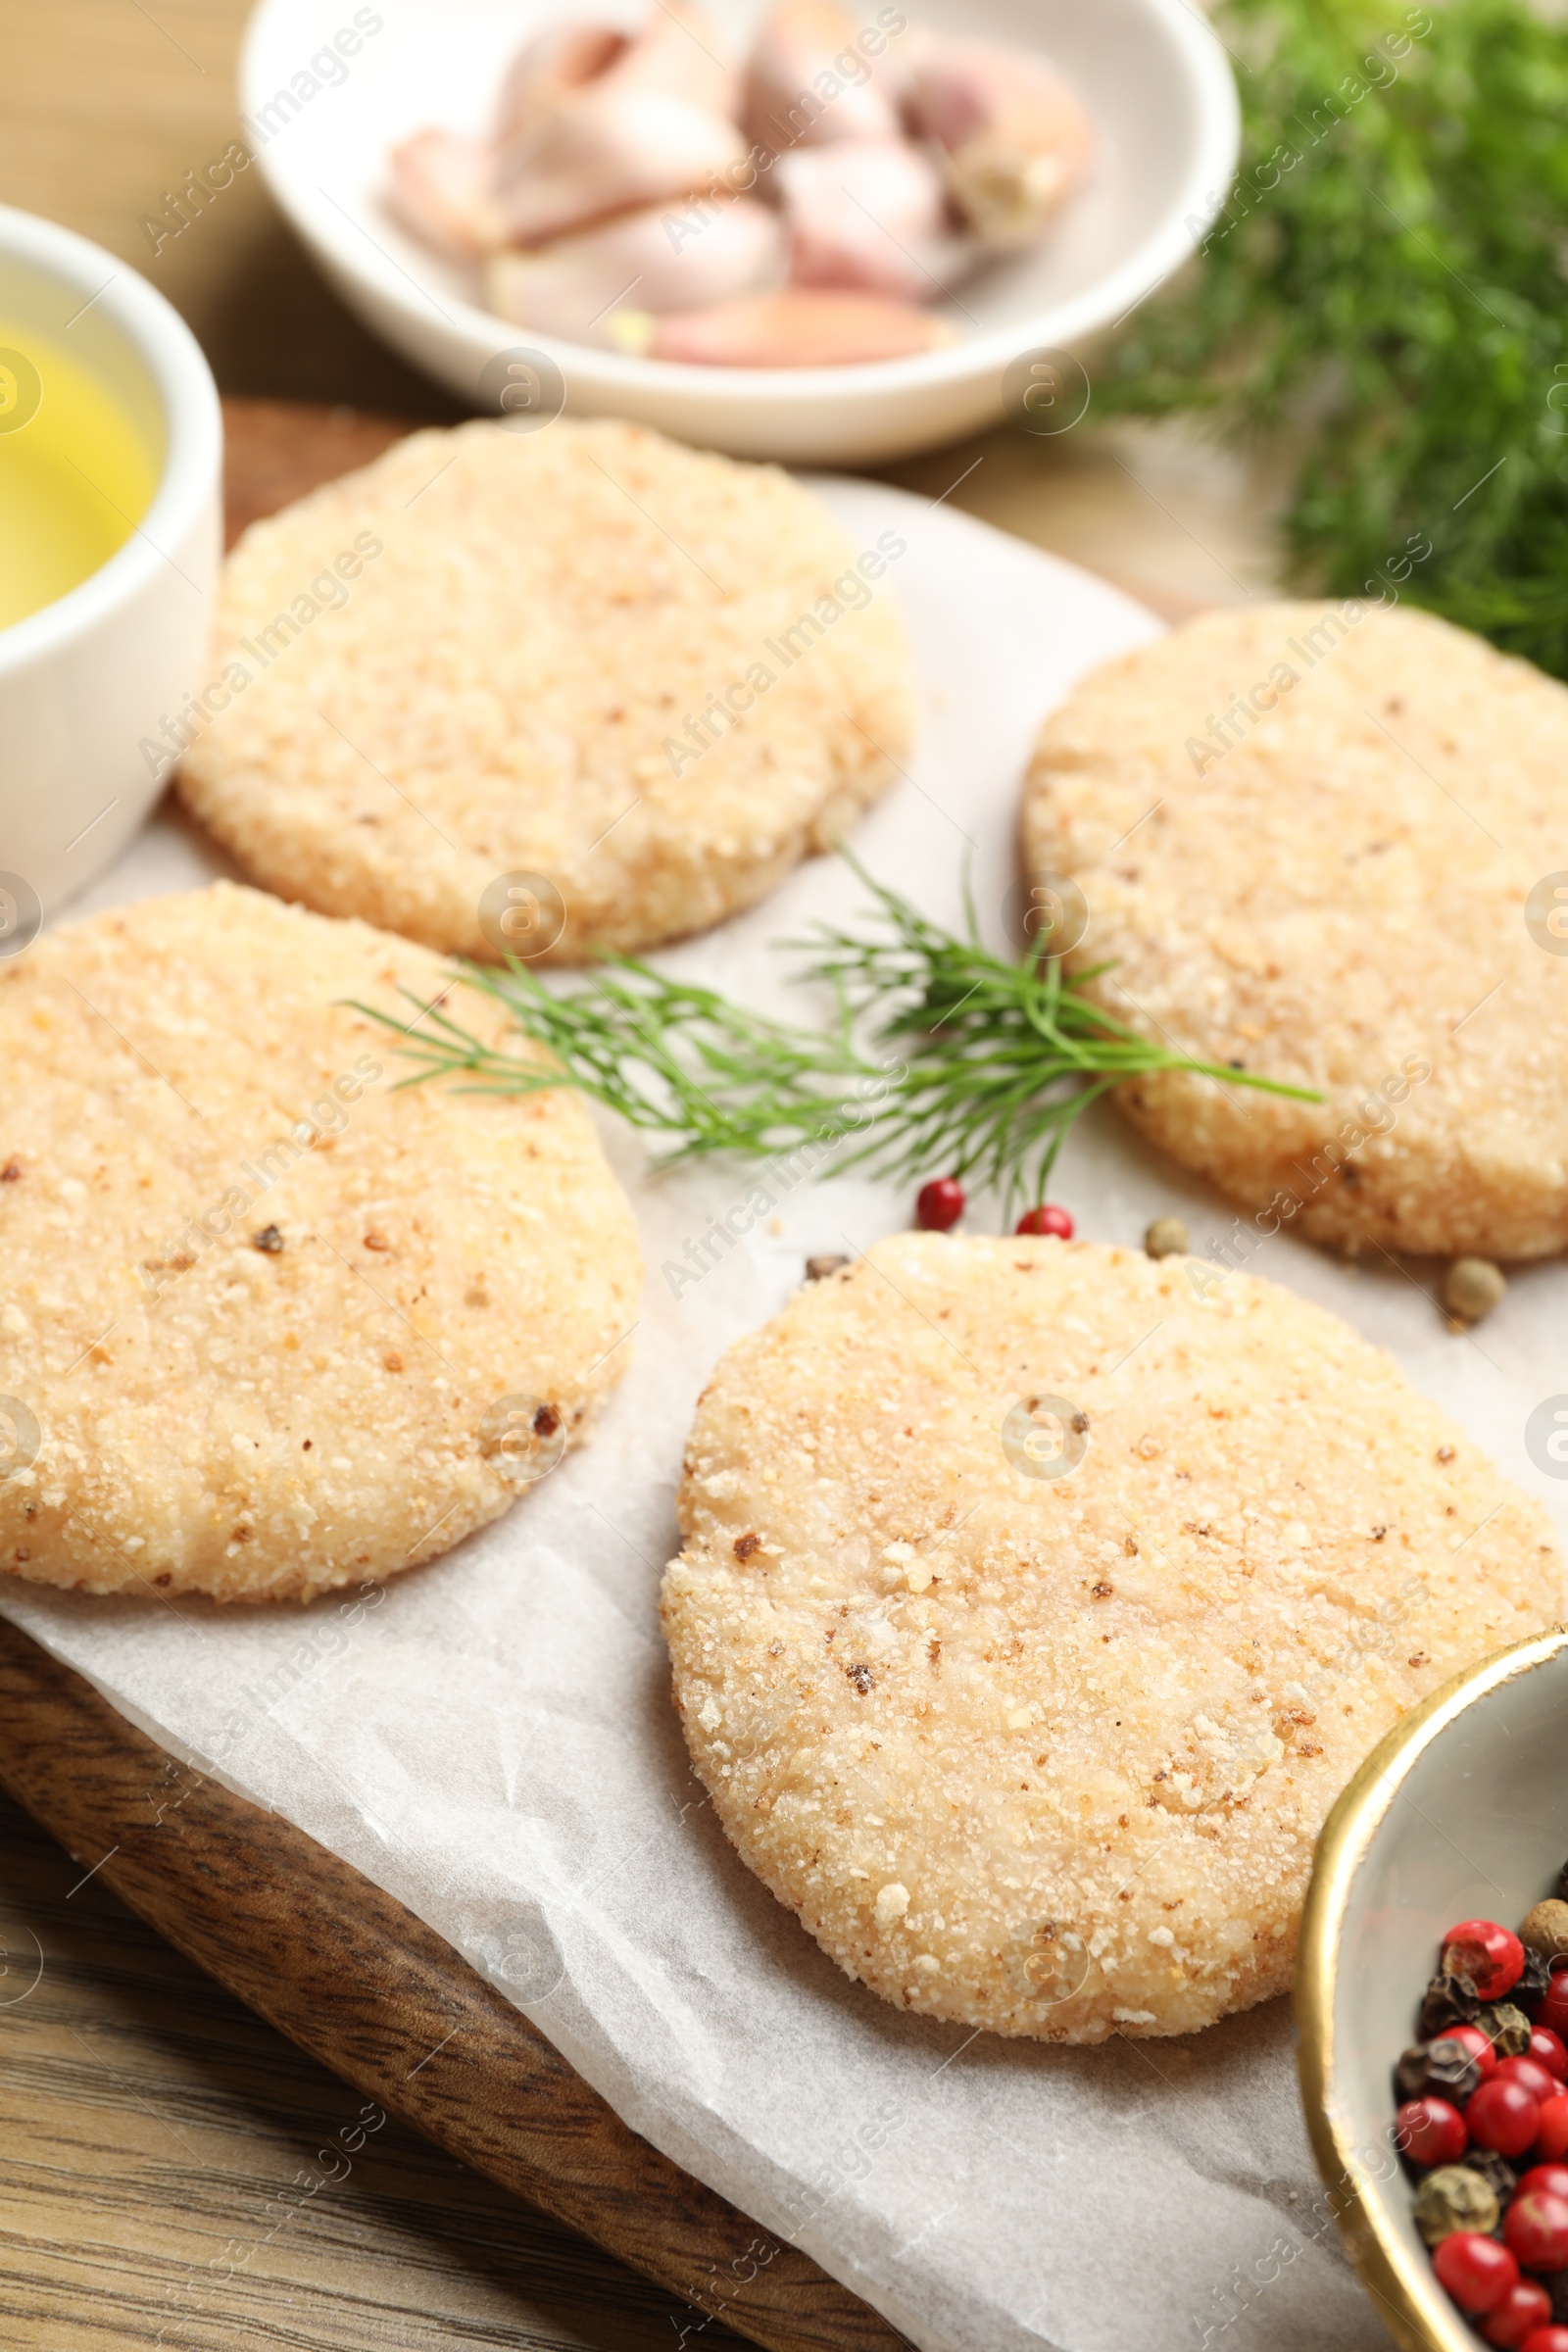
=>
[1021,601,1568,1257]
[175,417,914,961]
[0,884,640,1603]
[662,1236,1561,2039]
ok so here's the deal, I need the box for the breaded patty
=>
[176,417,915,961]
[0,884,640,1602]
[662,1236,1561,2039]
[1021,602,1568,1256]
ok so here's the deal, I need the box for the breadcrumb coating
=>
[662,1237,1561,2038]
[0,884,640,1602]
[1022,602,1568,1256]
[176,417,915,960]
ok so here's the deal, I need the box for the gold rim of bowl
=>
[1295,1622,1568,2352]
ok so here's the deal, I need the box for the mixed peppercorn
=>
[1396,1882,1568,2347]
[912,1175,1076,1239]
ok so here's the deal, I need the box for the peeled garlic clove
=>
[745,0,901,158]
[497,3,736,143]
[494,23,629,144]
[495,89,750,246]
[602,0,738,122]
[645,286,956,366]
[487,199,782,343]
[775,138,957,301]
[387,129,505,259]
[904,33,1093,248]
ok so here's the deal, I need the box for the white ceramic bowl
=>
[0,208,220,929]
[1298,1626,1568,2352]
[239,0,1239,464]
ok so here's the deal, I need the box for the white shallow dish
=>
[238,0,1239,463]
[0,208,220,921]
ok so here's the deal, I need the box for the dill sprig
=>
[1097,0,1568,676]
[357,870,1318,1218]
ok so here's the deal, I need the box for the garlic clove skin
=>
[745,0,902,159]
[387,129,506,260]
[494,23,629,145]
[494,88,751,248]
[643,286,956,367]
[775,138,959,302]
[487,199,783,344]
[903,32,1093,248]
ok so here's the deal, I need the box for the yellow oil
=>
[0,319,158,631]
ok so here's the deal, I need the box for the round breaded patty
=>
[1021,602,1568,1257]
[0,884,640,1603]
[662,1236,1561,2039]
[175,418,914,961]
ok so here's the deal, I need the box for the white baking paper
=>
[5,480,1564,2352]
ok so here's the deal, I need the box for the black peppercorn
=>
[1395,2043,1432,2101]
[1420,1969,1483,2037]
[1395,2036,1484,2104]
[1517,1946,1555,2010]
[1548,2267,1568,2324]
[1461,2147,1518,2210]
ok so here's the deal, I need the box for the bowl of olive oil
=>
[0,207,220,933]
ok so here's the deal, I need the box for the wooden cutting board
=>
[0,397,907,2352]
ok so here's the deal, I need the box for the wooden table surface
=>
[0,6,1283,2345]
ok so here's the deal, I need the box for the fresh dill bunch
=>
[357,869,1318,1219]
[1096,0,1568,674]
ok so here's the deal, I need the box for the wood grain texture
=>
[0,1777,744,2352]
[221,396,416,546]
[0,1620,906,2352]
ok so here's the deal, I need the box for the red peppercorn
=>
[1537,1976,1568,2043]
[1015,1202,1074,1239]
[1447,2022,1500,2080]
[1396,2095,1468,2166]
[1532,2028,1568,2082]
[1483,2282,1554,2348]
[915,1177,964,1232]
[1435,2231,1521,2314]
[1519,2165,1568,2202]
[1469,2077,1544,2158]
[1519,2329,1568,2352]
[1538,2096,1568,2162]
[1500,2055,1563,2107]
[1444,1919,1527,2001]
[1506,2189,1568,2273]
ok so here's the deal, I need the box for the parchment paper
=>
[6,479,1564,2352]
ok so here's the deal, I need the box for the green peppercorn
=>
[1144,1215,1190,1260]
[1479,2000,1533,2056]
[1443,1257,1506,1323]
[1413,2166,1499,2246]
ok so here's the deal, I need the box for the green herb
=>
[1098,0,1568,675]
[357,869,1317,1217]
